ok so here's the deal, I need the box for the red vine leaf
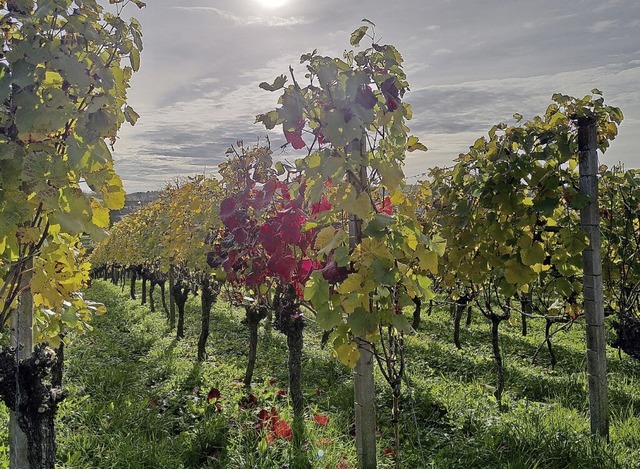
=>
[206,387,221,403]
[313,414,329,426]
[272,419,293,440]
[284,120,306,150]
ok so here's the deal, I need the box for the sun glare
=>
[256,0,289,8]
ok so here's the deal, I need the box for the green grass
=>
[2,280,640,468]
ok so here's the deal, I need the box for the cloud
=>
[171,6,309,27]
[114,59,640,192]
[432,48,452,56]
[593,0,628,13]
[111,0,640,192]
[402,60,640,177]
[589,20,617,33]
[112,56,296,191]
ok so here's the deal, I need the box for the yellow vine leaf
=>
[335,342,360,367]
[337,273,363,295]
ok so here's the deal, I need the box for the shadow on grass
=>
[62,281,640,469]
[100,282,357,466]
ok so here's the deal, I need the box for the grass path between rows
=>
[2,279,640,467]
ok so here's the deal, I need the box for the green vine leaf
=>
[124,106,140,125]
[350,26,369,47]
[259,74,287,92]
[407,135,428,152]
[1,0,144,330]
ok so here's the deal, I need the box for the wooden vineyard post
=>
[10,259,33,468]
[349,139,377,469]
[578,116,609,439]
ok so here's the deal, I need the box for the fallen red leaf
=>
[257,408,271,425]
[239,393,258,409]
[207,387,221,403]
[313,414,329,426]
[266,432,275,445]
[272,419,293,441]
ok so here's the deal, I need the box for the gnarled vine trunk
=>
[453,293,472,350]
[274,283,305,443]
[411,297,422,330]
[197,279,219,362]
[520,292,531,337]
[243,304,268,388]
[159,281,169,318]
[172,282,190,339]
[148,281,156,312]
[168,266,176,329]
[141,274,148,305]
[283,315,307,466]
[0,345,66,469]
[129,267,137,300]
[612,311,640,359]
[489,316,505,410]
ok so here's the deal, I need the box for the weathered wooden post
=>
[578,116,609,439]
[10,260,33,468]
[349,139,377,468]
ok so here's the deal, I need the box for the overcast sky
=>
[112,0,640,193]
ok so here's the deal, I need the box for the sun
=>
[255,0,289,8]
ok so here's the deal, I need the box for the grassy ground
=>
[2,279,640,468]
